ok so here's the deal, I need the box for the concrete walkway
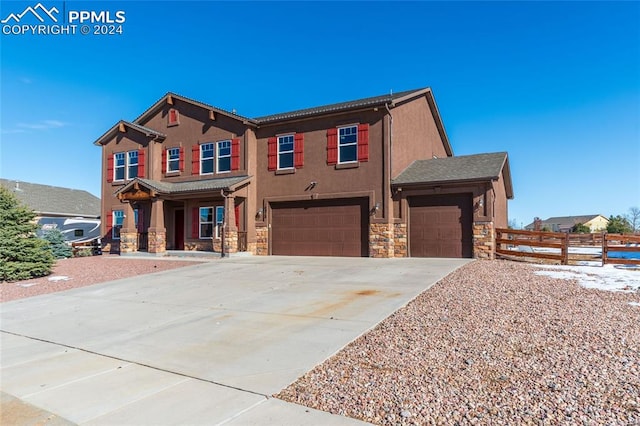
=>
[1,256,470,425]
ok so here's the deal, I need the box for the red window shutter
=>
[169,109,178,125]
[231,138,240,171]
[106,211,113,238]
[327,128,338,165]
[191,207,199,239]
[267,137,277,171]
[294,133,304,168]
[138,149,145,178]
[357,123,369,162]
[179,147,185,171]
[107,155,114,183]
[161,149,167,174]
[234,205,240,228]
[191,145,200,175]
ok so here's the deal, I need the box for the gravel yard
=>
[0,255,204,303]
[278,260,640,425]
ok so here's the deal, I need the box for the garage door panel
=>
[409,194,472,258]
[271,199,368,257]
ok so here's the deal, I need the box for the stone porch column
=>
[224,195,238,254]
[120,202,138,254]
[148,198,166,254]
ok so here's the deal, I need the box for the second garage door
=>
[271,198,368,257]
[409,194,473,258]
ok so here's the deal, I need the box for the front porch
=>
[112,176,252,256]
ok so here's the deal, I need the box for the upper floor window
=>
[338,126,358,164]
[278,135,294,169]
[167,147,180,173]
[128,151,139,179]
[111,150,144,182]
[200,143,214,174]
[268,133,303,171]
[217,140,231,173]
[193,139,240,175]
[327,124,368,166]
[114,153,126,181]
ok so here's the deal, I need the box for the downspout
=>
[385,102,393,178]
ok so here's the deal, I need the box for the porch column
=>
[224,195,238,253]
[120,202,138,254]
[148,198,166,253]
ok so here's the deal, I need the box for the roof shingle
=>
[114,176,252,196]
[392,152,511,196]
[0,179,100,217]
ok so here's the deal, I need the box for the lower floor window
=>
[112,210,124,239]
[199,206,224,239]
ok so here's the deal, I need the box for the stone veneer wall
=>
[473,221,495,260]
[185,241,213,251]
[393,223,408,258]
[255,226,268,255]
[119,231,138,254]
[369,223,394,258]
[147,229,166,254]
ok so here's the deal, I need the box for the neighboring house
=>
[524,215,609,233]
[94,88,514,258]
[0,179,101,242]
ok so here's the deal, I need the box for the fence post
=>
[561,232,568,265]
[601,232,606,266]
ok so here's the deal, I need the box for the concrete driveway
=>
[1,256,469,425]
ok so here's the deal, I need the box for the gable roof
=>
[114,176,252,196]
[93,120,167,146]
[392,152,514,198]
[95,88,453,156]
[134,92,258,128]
[255,88,425,123]
[0,179,100,218]
[525,215,608,230]
[255,87,453,156]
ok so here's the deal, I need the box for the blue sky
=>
[1,1,638,228]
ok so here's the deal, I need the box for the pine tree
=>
[0,186,54,281]
[42,228,72,259]
[606,215,632,234]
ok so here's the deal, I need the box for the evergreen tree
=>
[606,215,632,234]
[0,186,54,281]
[42,228,72,259]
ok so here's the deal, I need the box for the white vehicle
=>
[37,217,101,244]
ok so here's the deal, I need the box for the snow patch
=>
[48,276,70,282]
[532,264,640,293]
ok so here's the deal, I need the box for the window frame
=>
[127,150,139,179]
[113,152,126,181]
[167,147,180,173]
[112,210,124,240]
[215,206,224,239]
[216,140,232,174]
[200,143,215,175]
[199,206,214,239]
[277,135,295,170]
[338,125,358,164]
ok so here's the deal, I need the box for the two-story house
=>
[94,88,513,259]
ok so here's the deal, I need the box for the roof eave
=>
[93,121,166,146]
[392,176,500,189]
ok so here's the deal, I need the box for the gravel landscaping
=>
[277,260,640,425]
[0,255,204,303]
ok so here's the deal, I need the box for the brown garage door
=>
[271,198,368,257]
[409,194,473,258]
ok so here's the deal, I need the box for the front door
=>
[175,209,185,250]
